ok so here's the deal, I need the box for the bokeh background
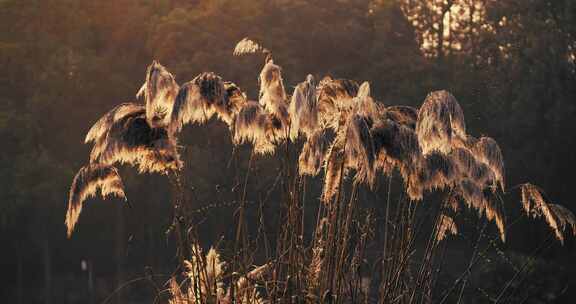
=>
[1,0,575,303]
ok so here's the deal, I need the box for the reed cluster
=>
[65,38,575,303]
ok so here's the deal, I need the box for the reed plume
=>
[548,204,576,240]
[383,105,418,129]
[67,63,186,237]
[317,77,359,112]
[420,150,456,192]
[307,243,325,297]
[258,59,289,127]
[346,83,379,181]
[183,245,227,302]
[233,37,269,56]
[84,103,144,144]
[344,113,376,187]
[371,118,422,199]
[317,81,379,189]
[298,130,328,176]
[86,104,182,174]
[416,90,466,154]
[473,136,505,191]
[168,247,268,304]
[455,178,506,241]
[289,74,318,140]
[219,81,249,126]
[137,60,179,129]
[450,147,494,189]
[435,214,458,245]
[521,183,576,244]
[322,132,346,203]
[171,72,228,131]
[65,42,576,303]
[233,101,283,154]
[67,104,181,236]
[316,77,359,131]
[66,164,126,237]
[229,38,292,154]
[353,82,381,122]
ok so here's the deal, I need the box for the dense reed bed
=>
[65,38,575,303]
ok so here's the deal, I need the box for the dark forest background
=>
[1,0,575,303]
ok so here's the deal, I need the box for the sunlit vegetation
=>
[2,1,576,303]
[65,37,575,303]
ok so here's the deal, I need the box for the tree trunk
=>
[43,238,52,304]
[115,205,125,304]
[437,1,454,63]
[88,260,94,304]
[17,242,23,304]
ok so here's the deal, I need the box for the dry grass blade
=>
[66,164,126,237]
[416,90,466,154]
[490,202,506,242]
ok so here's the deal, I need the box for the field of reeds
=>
[65,38,576,304]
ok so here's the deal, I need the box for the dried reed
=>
[435,214,458,245]
[171,72,226,130]
[66,164,126,237]
[137,60,179,129]
[233,37,269,56]
[289,74,318,140]
[521,183,576,244]
[416,90,466,154]
[298,130,328,176]
[65,39,575,304]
